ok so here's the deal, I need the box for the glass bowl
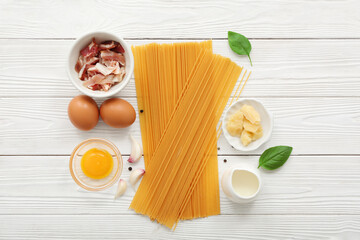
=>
[69,138,122,191]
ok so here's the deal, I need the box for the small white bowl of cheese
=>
[222,98,273,152]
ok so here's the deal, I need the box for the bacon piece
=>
[102,60,114,67]
[78,64,87,80]
[80,38,99,58]
[113,74,123,83]
[102,60,124,71]
[100,74,115,85]
[86,65,99,78]
[102,83,112,91]
[105,61,121,74]
[83,74,116,91]
[75,56,98,76]
[100,50,125,65]
[75,55,98,75]
[75,55,85,73]
[112,65,121,75]
[99,40,125,53]
[79,63,101,80]
[83,74,105,88]
[98,75,116,92]
[113,67,126,82]
[90,84,102,91]
[94,62,121,76]
[99,40,117,50]
[94,63,114,76]
[85,57,99,65]
[114,44,125,53]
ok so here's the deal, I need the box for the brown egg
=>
[100,98,136,128]
[68,95,99,131]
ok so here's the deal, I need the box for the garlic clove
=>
[127,134,143,163]
[114,179,127,199]
[129,168,145,190]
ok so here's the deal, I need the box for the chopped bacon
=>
[102,60,114,67]
[80,38,99,58]
[113,67,126,82]
[76,38,126,91]
[105,60,116,67]
[79,63,100,80]
[99,40,117,50]
[99,40,125,54]
[102,83,112,91]
[103,61,121,74]
[90,84,102,91]
[85,57,99,65]
[86,65,100,78]
[94,63,114,76]
[113,74,123,83]
[102,74,115,84]
[78,64,87,80]
[114,44,125,53]
[100,50,125,65]
[76,57,99,75]
[83,74,105,87]
[83,74,116,91]
[75,55,85,73]
[112,64,121,74]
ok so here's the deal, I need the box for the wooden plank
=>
[0,155,360,215]
[0,0,359,39]
[1,39,360,97]
[0,97,359,155]
[1,214,360,239]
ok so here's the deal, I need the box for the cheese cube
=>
[240,104,261,124]
[243,119,260,133]
[241,130,253,146]
[226,111,244,136]
[252,126,263,140]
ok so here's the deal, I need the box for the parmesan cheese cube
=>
[226,111,244,136]
[243,118,260,133]
[240,104,261,125]
[241,130,253,146]
[252,126,263,140]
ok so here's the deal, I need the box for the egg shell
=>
[100,98,136,128]
[68,95,99,131]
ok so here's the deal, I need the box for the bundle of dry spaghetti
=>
[131,41,243,229]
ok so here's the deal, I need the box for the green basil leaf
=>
[228,31,253,66]
[258,146,293,170]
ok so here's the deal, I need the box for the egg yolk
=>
[81,148,113,179]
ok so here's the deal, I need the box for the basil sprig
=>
[228,31,253,66]
[258,146,293,170]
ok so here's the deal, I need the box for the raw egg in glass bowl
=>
[69,138,122,191]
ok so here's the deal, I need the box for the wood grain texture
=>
[0,155,360,216]
[1,1,360,238]
[1,39,360,97]
[1,214,360,239]
[0,0,359,39]
[0,97,359,155]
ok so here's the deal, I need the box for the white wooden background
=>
[1,0,360,239]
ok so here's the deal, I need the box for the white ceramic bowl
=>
[67,31,134,98]
[222,98,273,152]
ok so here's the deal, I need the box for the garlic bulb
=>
[127,134,143,163]
[114,179,127,199]
[129,168,145,190]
